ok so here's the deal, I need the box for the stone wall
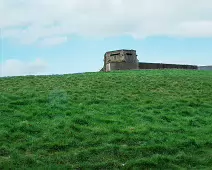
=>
[102,49,198,72]
[108,62,139,71]
[104,49,139,72]
[198,66,212,70]
[139,62,198,70]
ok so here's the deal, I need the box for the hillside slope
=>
[1,70,212,169]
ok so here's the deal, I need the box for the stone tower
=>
[103,49,139,72]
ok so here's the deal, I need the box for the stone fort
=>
[102,49,198,72]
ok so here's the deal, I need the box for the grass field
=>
[1,70,212,169]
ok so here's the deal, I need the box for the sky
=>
[0,0,212,77]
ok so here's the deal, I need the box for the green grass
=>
[1,70,212,169]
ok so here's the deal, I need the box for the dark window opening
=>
[126,53,133,55]
[110,53,120,56]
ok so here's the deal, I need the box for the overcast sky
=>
[0,0,212,76]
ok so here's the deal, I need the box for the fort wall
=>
[109,62,139,71]
[104,49,139,72]
[198,66,212,70]
[102,49,198,72]
[139,62,198,70]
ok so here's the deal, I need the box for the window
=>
[110,53,120,56]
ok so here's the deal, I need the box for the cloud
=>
[1,0,212,44]
[177,21,212,37]
[0,58,48,77]
[39,36,68,47]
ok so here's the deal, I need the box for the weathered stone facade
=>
[103,49,139,72]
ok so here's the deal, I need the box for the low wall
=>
[198,66,212,70]
[139,62,198,70]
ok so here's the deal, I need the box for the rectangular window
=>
[110,53,120,56]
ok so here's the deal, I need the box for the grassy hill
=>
[1,70,212,169]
